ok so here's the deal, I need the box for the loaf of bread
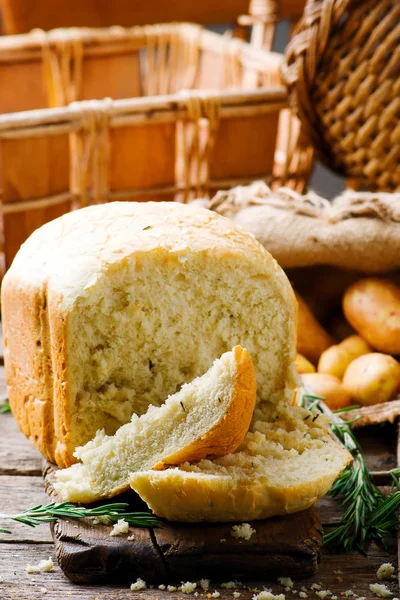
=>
[54,347,256,503]
[2,201,298,467]
[129,402,351,522]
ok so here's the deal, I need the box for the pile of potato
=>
[295,278,400,410]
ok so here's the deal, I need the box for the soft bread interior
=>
[129,402,351,522]
[67,250,297,454]
[54,347,256,503]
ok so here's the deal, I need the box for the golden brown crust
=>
[130,438,352,523]
[153,347,256,469]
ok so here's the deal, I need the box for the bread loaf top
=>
[6,201,287,309]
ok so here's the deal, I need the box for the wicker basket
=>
[238,0,314,193]
[284,0,400,191]
[0,23,298,272]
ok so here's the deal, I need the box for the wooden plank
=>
[0,413,42,476]
[1,0,252,34]
[0,542,397,599]
[44,461,323,584]
[0,475,51,543]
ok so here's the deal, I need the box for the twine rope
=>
[207,181,400,223]
[32,28,84,107]
[69,99,112,207]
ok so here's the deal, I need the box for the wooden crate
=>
[0,24,293,272]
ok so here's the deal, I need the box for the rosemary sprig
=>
[0,401,10,414]
[0,501,161,534]
[300,389,400,554]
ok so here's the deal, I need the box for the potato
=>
[301,373,352,410]
[343,353,400,406]
[318,335,372,379]
[295,354,316,374]
[295,292,335,364]
[343,278,400,354]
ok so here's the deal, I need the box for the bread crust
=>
[153,346,256,469]
[130,438,351,522]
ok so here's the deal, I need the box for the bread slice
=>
[54,347,256,503]
[130,402,352,522]
[2,201,298,467]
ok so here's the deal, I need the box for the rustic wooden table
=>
[0,357,398,599]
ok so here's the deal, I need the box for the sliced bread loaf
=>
[54,347,256,503]
[2,201,298,467]
[129,402,351,522]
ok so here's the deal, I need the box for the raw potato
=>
[343,278,400,354]
[318,335,372,380]
[302,373,352,410]
[343,353,400,406]
[295,354,316,374]
[295,292,335,364]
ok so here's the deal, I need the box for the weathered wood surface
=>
[44,463,323,584]
[0,362,399,598]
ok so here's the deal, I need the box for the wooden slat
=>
[0,413,42,476]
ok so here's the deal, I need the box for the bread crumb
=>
[377,564,395,581]
[310,585,322,591]
[92,515,112,525]
[231,523,255,540]
[158,585,166,590]
[211,593,220,598]
[369,584,393,598]
[180,582,197,594]
[110,518,129,536]
[40,589,48,594]
[253,592,286,600]
[127,534,136,541]
[220,538,227,543]
[234,593,241,599]
[278,578,293,590]
[130,577,147,591]
[331,596,338,600]
[222,582,237,589]
[299,593,307,599]
[194,593,198,597]
[316,592,332,599]
[199,579,210,592]
[167,586,177,592]
[26,557,54,573]
[343,592,355,597]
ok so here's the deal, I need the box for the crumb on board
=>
[40,589,48,594]
[316,591,332,599]
[233,593,241,599]
[127,534,136,541]
[158,585,166,590]
[199,579,210,592]
[221,582,237,589]
[278,578,294,590]
[167,586,177,592]
[25,557,54,574]
[231,523,256,540]
[310,585,322,591]
[180,582,197,594]
[92,515,112,525]
[369,583,393,598]
[377,564,395,581]
[299,593,307,599]
[110,518,129,536]
[252,592,286,600]
[130,577,147,591]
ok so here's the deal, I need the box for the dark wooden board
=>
[43,462,323,584]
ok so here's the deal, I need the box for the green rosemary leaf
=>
[0,402,11,414]
[0,501,161,532]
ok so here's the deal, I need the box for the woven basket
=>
[238,0,314,193]
[284,0,400,191]
[0,23,300,272]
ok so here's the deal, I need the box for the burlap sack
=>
[200,181,400,274]
[197,182,400,427]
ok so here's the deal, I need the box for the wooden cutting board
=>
[43,461,323,585]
